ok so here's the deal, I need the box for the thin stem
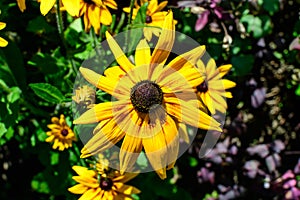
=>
[55,0,67,49]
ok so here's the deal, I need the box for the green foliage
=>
[29,83,66,104]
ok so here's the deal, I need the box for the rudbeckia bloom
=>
[16,0,26,12]
[124,0,176,40]
[46,114,77,151]
[78,0,117,34]
[68,165,140,200]
[196,58,236,114]
[0,22,8,47]
[74,11,221,179]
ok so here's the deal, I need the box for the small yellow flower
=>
[16,0,26,12]
[46,114,77,151]
[0,22,8,47]
[78,0,117,34]
[196,59,236,114]
[72,85,96,109]
[68,165,140,200]
[124,0,176,40]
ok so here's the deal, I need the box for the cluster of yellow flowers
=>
[24,0,236,199]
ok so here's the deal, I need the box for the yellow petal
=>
[105,0,118,9]
[118,185,141,195]
[78,188,101,200]
[81,118,126,158]
[155,1,168,12]
[218,64,232,78]
[72,166,97,177]
[100,8,112,26]
[119,135,143,174]
[73,102,114,124]
[40,0,56,15]
[0,22,6,30]
[164,97,222,131]
[163,115,179,170]
[149,11,175,78]
[68,184,88,194]
[206,59,217,79]
[72,176,99,188]
[142,131,167,179]
[202,91,216,115]
[113,172,139,183]
[105,31,135,73]
[0,37,8,47]
[79,67,126,98]
[135,39,151,68]
[17,0,26,12]
[62,0,80,16]
[88,6,101,34]
[104,66,126,80]
[178,123,189,144]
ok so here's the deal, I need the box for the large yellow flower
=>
[0,22,8,47]
[78,0,117,34]
[16,0,26,12]
[196,59,236,114]
[72,85,96,109]
[46,114,77,151]
[68,165,140,200]
[124,0,176,40]
[74,11,221,179]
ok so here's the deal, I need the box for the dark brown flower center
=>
[61,129,69,137]
[197,80,209,93]
[130,80,163,113]
[146,15,152,23]
[99,178,113,191]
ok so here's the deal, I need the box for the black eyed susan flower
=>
[46,114,77,151]
[0,22,8,47]
[78,0,117,34]
[72,85,96,109]
[196,59,236,114]
[124,0,176,41]
[74,11,221,179]
[68,165,140,200]
[16,0,26,12]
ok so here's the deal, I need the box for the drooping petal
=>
[16,0,26,12]
[0,22,6,30]
[119,135,143,174]
[0,37,8,47]
[142,131,168,179]
[105,31,135,73]
[155,1,168,12]
[100,8,113,26]
[88,6,101,34]
[40,0,56,16]
[118,184,141,195]
[105,0,118,9]
[217,64,232,78]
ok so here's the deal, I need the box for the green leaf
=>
[0,42,26,91]
[26,16,55,34]
[27,52,59,74]
[0,123,7,139]
[7,86,21,103]
[262,0,279,15]
[189,156,198,167]
[295,85,300,96]
[133,2,148,25]
[231,54,255,76]
[51,152,60,165]
[29,83,65,103]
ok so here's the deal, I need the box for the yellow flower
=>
[74,11,221,179]
[72,85,96,109]
[0,22,8,47]
[196,59,236,114]
[124,0,176,40]
[16,0,26,12]
[68,165,140,200]
[46,114,77,151]
[39,0,80,16]
[78,0,117,34]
